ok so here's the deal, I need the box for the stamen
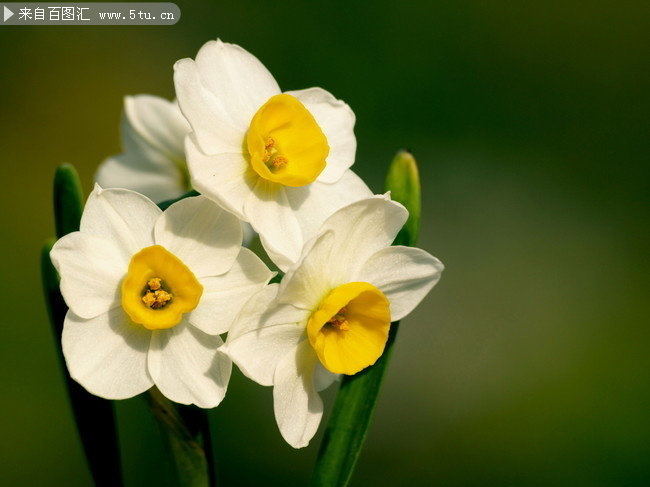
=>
[142,277,173,309]
[327,307,350,331]
[271,156,288,168]
[147,277,162,291]
[142,292,157,307]
[261,135,288,169]
[263,147,276,163]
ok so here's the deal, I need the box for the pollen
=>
[142,277,173,309]
[271,156,288,168]
[261,136,288,168]
[327,307,350,331]
[147,277,162,290]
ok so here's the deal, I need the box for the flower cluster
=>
[52,40,444,448]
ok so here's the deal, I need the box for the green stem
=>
[311,321,401,486]
[146,389,215,487]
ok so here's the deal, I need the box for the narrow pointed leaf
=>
[54,163,84,238]
[385,150,420,246]
[45,163,124,486]
[42,239,123,487]
[311,150,421,486]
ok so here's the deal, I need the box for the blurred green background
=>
[1,1,649,485]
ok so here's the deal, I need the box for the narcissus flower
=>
[95,95,191,203]
[174,40,372,270]
[224,196,444,447]
[50,185,273,407]
[95,95,258,245]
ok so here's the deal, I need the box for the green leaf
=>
[311,150,422,487]
[53,163,84,238]
[146,389,215,487]
[384,150,421,247]
[45,164,124,486]
[310,321,401,487]
[42,241,124,486]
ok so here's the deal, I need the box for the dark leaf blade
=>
[47,163,124,486]
[41,239,124,487]
[53,163,84,238]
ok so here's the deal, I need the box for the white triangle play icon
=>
[4,6,14,22]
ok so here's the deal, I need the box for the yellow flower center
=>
[326,306,351,331]
[121,245,203,330]
[307,282,391,375]
[246,94,329,187]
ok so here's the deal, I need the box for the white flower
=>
[173,40,372,271]
[95,95,191,204]
[95,94,257,245]
[224,196,444,447]
[50,185,274,407]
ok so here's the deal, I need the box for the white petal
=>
[355,246,444,321]
[95,154,185,204]
[317,195,408,284]
[226,283,276,338]
[106,95,186,186]
[118,106,183,178]
[80,185,160,260]
[313,362,339,393]
[185,136,257,219]
[50,232,126,319]
[285,170,372,248]
[189,248,274,335]
[123,95,189,161]
[276,230,336,309]
[286,87,356,184]
[154,195,242,277]
[245,178,303,271]
[96,96,187,204]
[174,58,245,154]
[148,323,230,408]
[273,340,323,449]
[62,308,153,399]
[242,221,257,247]
[225,285,309,386]
[194,40,281,130]
[277,195,405,308]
